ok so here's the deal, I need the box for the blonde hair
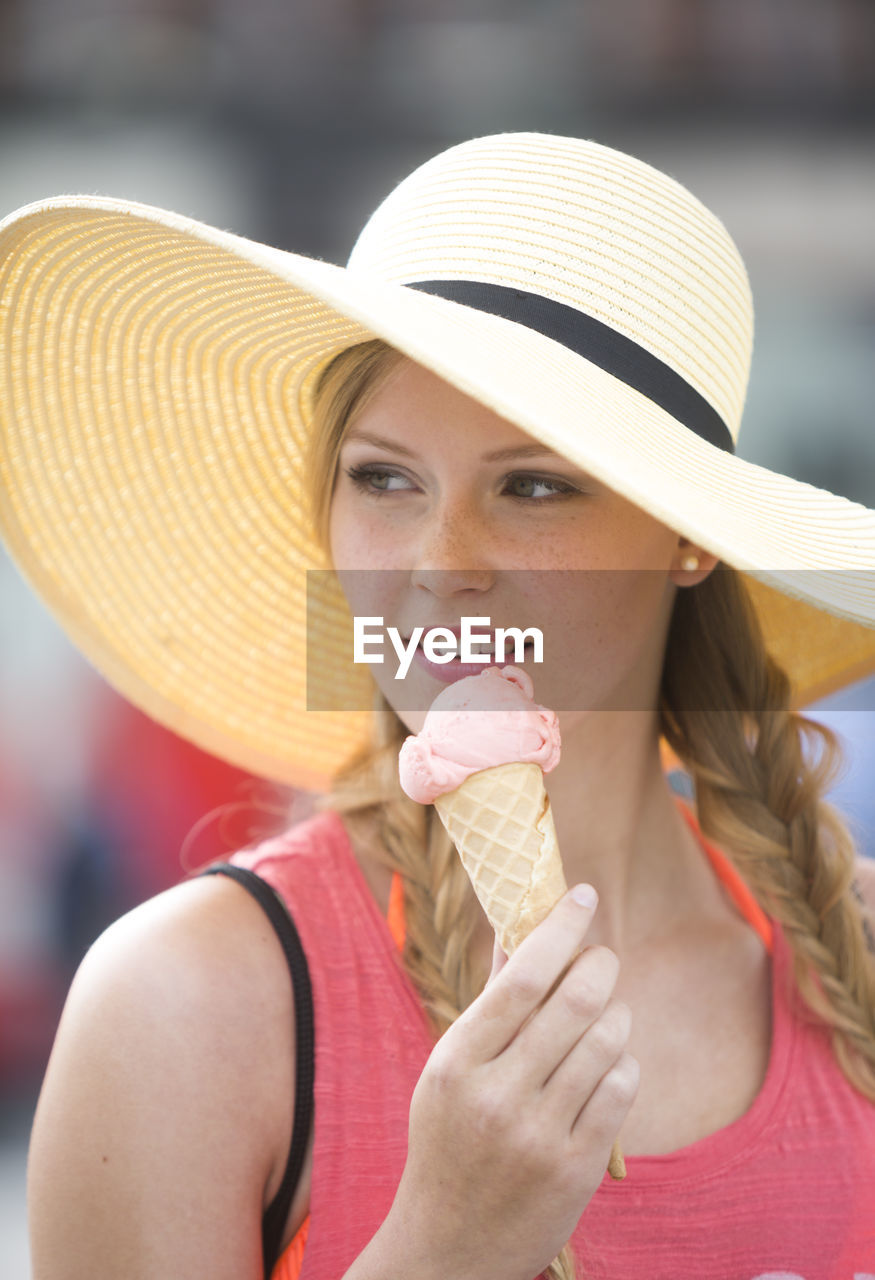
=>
[304,340,875,1280]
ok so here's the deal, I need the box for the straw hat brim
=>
[1,197,873,789]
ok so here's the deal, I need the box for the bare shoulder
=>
[59,871,296,1086]
[29,872,295,1279]
[854,856,875,915]
[74,869,295,1021]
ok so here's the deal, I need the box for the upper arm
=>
[28,873,296,1280]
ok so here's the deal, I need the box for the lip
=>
[408,628,534,684]
[411,646,504,683]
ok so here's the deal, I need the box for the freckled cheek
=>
[569,570,672,695]
[576,567,669,641]
[328,501,402,572]
[541,579,627,654]
[326,514,404,627]
[532,570,669,697]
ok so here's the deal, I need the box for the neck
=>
[545,710,711,955]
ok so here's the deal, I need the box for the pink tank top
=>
[232,809,875,1280]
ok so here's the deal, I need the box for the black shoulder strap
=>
[202,863,315,1279]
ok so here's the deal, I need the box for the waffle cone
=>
[433,760,567,957]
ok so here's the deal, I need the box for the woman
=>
[2,134,874,1280]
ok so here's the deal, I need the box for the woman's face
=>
[328,358,697,733]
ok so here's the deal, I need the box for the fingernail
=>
[571,883,598,909]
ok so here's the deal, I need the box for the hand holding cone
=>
[399,666,626,1181]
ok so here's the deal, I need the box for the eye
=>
[344,464,415,494]
[503,473,579,500]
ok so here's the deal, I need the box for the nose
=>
[408,496,496,596]
[410,565,495,597]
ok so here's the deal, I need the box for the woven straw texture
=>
[434,761,568,956]
[0,134,873,789]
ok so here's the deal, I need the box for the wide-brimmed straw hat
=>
[1,132,873,790]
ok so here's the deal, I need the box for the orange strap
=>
[676,802,774,955]
[386,867,407,951]
[271,1216,309,1280]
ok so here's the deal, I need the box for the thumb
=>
[487,934,509,984]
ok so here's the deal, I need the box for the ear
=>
[668,537,720,587]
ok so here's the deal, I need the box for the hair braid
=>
[661,569,875,1100]
[316,699,482,1035]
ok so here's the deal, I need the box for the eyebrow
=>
[342,431,563,464]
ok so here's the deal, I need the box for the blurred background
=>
[1,0,874,1271]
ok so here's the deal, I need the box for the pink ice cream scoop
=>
[398,665,561,804]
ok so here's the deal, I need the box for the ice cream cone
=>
[433,760,566,957]
[399,666,626,1180]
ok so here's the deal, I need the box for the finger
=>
[570,1051,639,1154]
[540,998,632,1126]
[456,886,599,1060]
[506,946,620,1086]
[488,935,509,984]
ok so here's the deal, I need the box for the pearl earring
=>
[680,553,700,572]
